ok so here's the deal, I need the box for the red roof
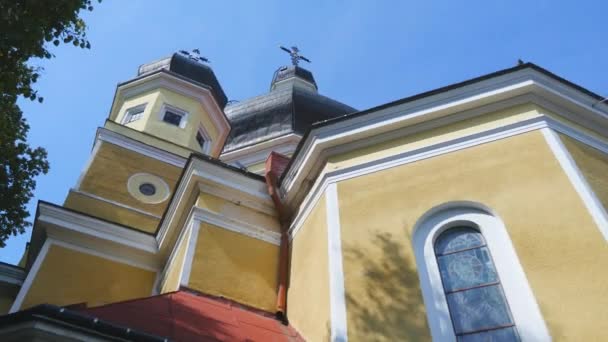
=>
[80,290,304,341]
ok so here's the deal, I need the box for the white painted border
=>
[180,221,200,286]
[97,128,187,168]
[289,115,608,241]
[70,189,161,219]
[191,207,281,245]
[326,183,348,342]
[412,204,551,341]
[9,240,51,313]
[281,69,608,206]
[542,129,608,241]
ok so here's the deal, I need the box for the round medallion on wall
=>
[127,173,170,204]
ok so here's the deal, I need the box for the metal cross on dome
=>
[279,46,311,66]
[179,49,209,63]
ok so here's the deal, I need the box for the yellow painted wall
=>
[115,90,159,131]
[0,286,18,314]
[334,130,608,341]
[77,142,181,216]
[196,193,280,234]
[560,134,608,212]
[21,244,156,309]
[188,223,279,312]
[160,231,189,293]
[287,195,331,342]
[142,89,220,154]
[65,191,159,233]
[328,103,542,170]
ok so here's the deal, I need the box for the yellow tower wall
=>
[187,223,279,312]
[287,195,331,342]
[334,130,608,341]
[20,244,156,310]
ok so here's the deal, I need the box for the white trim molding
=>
[9,240,51,313]
[191,207,280,245]
[288,114,608,241]
[326,184,348,342]
[542,129,608,241]
[156,157,273,250]
[70,189,162,219]
[221,133,301,169]
[96,128,187,168]
[412,203,551,341]
[281,67,608,209]
[0,263,25,286]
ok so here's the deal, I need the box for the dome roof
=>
[223,66,356,152]
[138,52,228,109]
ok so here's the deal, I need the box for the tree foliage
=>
[0,0,100,247]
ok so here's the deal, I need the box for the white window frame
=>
[412,202,550,341]
[159,104,189,128]
[121,104,147,124]
[195,124,211,154]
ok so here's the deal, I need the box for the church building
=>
[0,49,607,341]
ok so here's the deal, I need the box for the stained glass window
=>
[434,227,520,341]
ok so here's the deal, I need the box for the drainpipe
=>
[264,152,292,324]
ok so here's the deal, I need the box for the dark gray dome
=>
[223,66,356,152]
[138,52,228,109]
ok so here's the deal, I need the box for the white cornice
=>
[221,134,301,167]
[156,157,273,250]
[96,127,187,168]
[37,203,160,272]
[191,207,280,245]
[288,114,608,240]
[110,71,231,154]
[281,68,608,208]
[0,263,25,286]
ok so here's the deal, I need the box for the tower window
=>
[122,104,146,124]
[160,104,188,128]
[196,131,205,149]
[434,227,519,341]
[163,111,183,126]
[195,125,210,153]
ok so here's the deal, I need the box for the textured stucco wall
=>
[20,245,156,310]
[287,195,331,342]
[335,130,608,341]
[188,223,279,312]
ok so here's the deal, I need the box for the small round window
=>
[127,173,170,204]
[139,183,156,196]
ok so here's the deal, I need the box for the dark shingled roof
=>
[223,65,356,152]
[138,52,228,109]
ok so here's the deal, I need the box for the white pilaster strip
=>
[326,183,348,341]
[180,221,200,286]
[9,240,52,313]
[542,128,608,241]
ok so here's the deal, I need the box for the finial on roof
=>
[517,58,525,65]
[179,49,210,63]
[279,45,311,66]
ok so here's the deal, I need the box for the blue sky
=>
[1,0,607,264]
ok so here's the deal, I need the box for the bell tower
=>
[108,51,230,157]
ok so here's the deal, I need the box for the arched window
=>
[434,226,519,341]
[412,204,550,341]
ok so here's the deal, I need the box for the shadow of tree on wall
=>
[343,232,429,341]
